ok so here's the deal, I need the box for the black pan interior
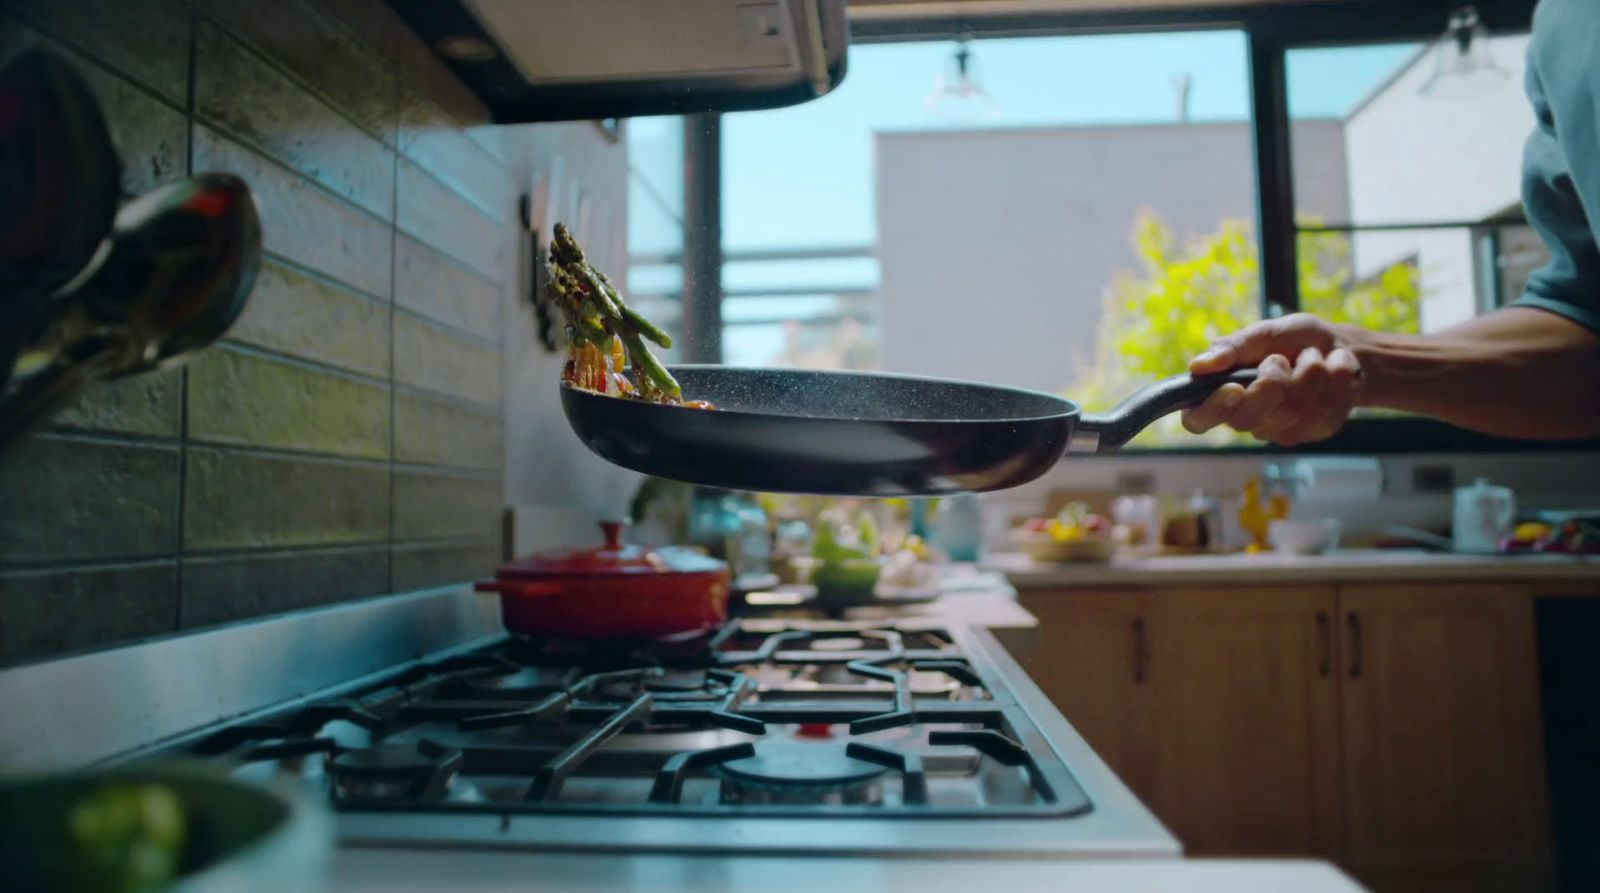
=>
[669,365,1077,422]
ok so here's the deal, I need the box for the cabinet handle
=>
[1315,610,1331,677]
[1132,617,1148,684]
[1347,611,1363,679]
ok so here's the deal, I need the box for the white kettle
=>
[1452,478,1516,554]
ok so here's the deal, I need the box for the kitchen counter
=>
[746,570,1039,629]
[840,590,1037,628]
[331,850,1368,893]
[984,548,1600,588]
[845,569,1036,628]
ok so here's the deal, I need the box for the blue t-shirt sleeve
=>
[1511,34,1600,335]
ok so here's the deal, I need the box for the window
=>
[625,116,687,362]
[628,2,1560,452]
[718,31,1269,445]
[1286,33,1540,336]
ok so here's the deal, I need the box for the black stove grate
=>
[187,620,1093,819]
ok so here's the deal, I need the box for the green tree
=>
[1070,210,1421,446]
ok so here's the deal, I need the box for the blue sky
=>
[626,32,1417,363]
[720,33,1416,250]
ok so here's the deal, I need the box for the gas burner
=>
[716,738,890,805]
[329,740,462,802]
[506,626,716,668]
[452,665,579,700]
[595,668,729,703]
[809,637,867,652]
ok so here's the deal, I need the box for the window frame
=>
[681,0,1600,454]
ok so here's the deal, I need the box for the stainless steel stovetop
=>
[0,587,1177,859]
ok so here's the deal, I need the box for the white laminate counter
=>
[845,570,1036,628]
[749,570,1039,629]
[331,850,1370,893]
[984,548,1600,588]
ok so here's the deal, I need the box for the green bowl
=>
[812,557,884,614]
[0,761,332,893]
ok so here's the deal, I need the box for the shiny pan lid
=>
[495,521,727,579]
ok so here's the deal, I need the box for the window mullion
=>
[1249,31,1298,318]
[681,113,724,364]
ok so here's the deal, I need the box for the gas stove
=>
[185,620,1088,824]
[0,586,1175,859]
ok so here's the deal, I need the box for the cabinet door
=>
[1143,586,1342,859]
[1339,584,1551,893]
[1014,589,1159,800]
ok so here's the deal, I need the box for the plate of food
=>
[1012,502,1116,563]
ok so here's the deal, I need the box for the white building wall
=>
[875,120,1348,393]
[1341,35,1535,332]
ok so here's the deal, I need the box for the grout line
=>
[5,7,188,112]
[0,556,180,577]
[210,338,395,388]
[192,6,394,149]
[197,122,506,297]
[193,120,394,229]
[387,56,402,599]
[259,249,391,306]
[194,110,393,224]
[17,429,493,474]
[209,336,500,410]
[394,229,504,292]
[173,1,201,634]
[391,304,501,349]
[390,534,501,552]
[389,382,501,417]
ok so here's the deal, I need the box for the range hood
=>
[385,0,849,123]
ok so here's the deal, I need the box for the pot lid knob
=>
[598,519,625,551]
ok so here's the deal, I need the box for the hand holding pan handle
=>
[1069,368,1259,454]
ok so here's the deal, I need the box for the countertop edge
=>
[984,551,1600,589]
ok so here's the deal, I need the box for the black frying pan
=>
[561,365,1259,497]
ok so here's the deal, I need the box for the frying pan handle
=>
[1073,369,1258,453]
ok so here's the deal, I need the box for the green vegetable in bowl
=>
[68,783,187,893]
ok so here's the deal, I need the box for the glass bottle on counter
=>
[934,492,984,563]
[689,488,772,582]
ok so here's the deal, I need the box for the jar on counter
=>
[689,488,772,581]
[933,493,984,563]
[1189,489,1223,552]
[1112,494,1159,547]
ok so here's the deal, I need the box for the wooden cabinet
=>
[1009,581,1554,893]
[1143,586,1342,859]
[1015,589,1160,800]
[1339,584,1551,893]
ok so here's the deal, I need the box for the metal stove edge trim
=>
[0,586,502,771]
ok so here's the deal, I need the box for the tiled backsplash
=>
[0,0,627,665]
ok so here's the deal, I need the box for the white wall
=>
[1342,35,1535,332]
[1353,228,1480,332]
[502,121,643,541]
[875,120,1348,393]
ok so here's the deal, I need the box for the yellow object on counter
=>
[1513,522,1552,542]
[1237,477,1290,550]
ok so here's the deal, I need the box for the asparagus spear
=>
[546,223,682,400]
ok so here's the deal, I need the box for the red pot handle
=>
[474,580,561,597]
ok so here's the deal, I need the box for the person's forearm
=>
[1342,307,1600,439]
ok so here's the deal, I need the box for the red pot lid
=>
[497,521,727,579]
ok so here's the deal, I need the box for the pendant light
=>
[1419,5,1509,100]
[923,33,999,121]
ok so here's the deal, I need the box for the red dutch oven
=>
[475,521,731,641]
